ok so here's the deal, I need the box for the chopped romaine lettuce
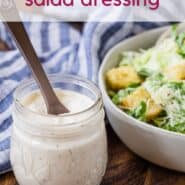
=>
[118,34,185,78]
[173,25,185,57]
[144,75,185,133]
[119,51,140,66]
[107,25,185,134]
[128,101,147,121]
[111,84,140,105]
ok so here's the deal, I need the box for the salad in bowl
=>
[106,26,185,134]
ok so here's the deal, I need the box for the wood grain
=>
[0,172,17,185]
[1,125,185,185]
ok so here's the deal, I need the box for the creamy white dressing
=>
[11,89,107,185]
[22,90,94,115]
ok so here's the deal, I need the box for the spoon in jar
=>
[0,1,69,115]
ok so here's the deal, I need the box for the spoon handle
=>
[0,2,69,114]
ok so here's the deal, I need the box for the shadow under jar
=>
[10,74,107,185]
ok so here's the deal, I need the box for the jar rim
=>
[14,74,102,127]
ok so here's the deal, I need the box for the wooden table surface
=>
[1,125,185,185]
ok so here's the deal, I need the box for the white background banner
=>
[0,0,184,22]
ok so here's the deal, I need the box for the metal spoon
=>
[0,1,69,115]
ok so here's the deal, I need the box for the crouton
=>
[122,87,162,120]
[106,66,142,90]
[164,63,185,81]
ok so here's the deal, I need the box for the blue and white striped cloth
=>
[0,14,166,173]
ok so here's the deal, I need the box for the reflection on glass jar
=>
[10,75,107,185]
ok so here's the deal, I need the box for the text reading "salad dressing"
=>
[25,0,160,10]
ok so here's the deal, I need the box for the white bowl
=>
[99,26,185,172]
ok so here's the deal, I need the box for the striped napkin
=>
[0,13,166,173]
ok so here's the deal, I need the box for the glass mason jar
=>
[10,74,107,185]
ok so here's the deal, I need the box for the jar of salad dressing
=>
[10,75,107,185]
